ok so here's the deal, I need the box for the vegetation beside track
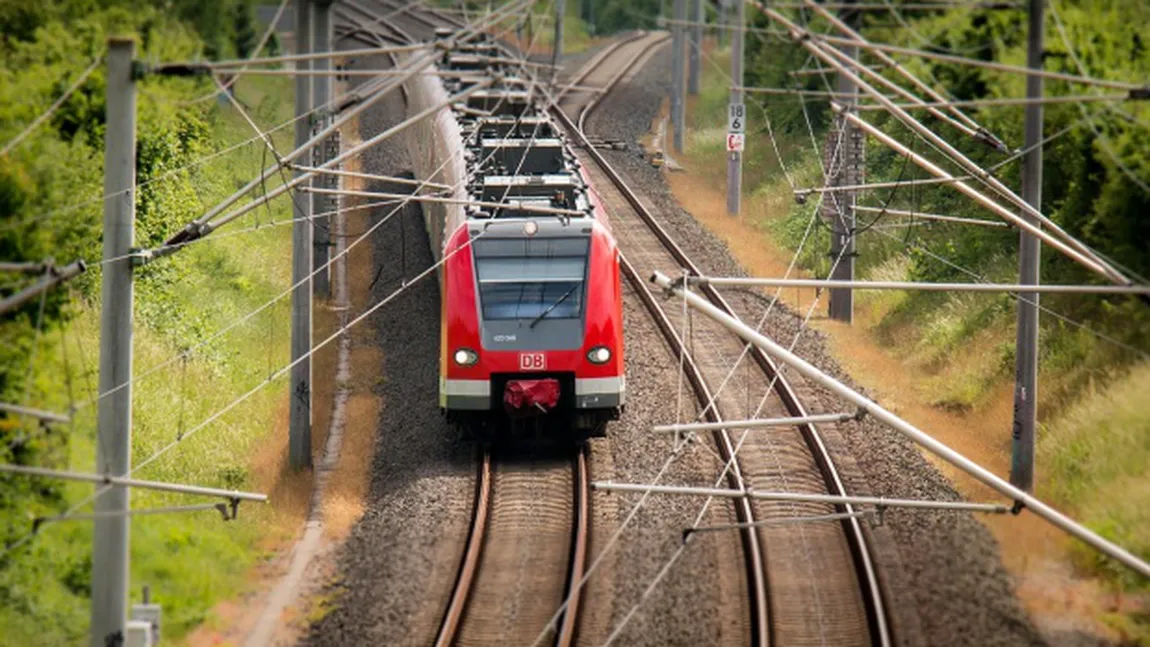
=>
[602,0,1148,638]
[0,3,306,644]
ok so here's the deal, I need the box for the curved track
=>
[554,34,892,647]
[435,446,590,647]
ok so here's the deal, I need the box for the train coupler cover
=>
[503,379,561,415]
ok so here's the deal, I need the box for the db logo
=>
[519,353,546,371]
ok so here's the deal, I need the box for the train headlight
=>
[587,346,612,364]
[523,220,539,236]
[454,348,479,366]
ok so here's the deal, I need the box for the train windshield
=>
[473,237,589,321]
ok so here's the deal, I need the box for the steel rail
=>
[554,44,772,646]
[434,447,492,647]
[554,33,636,104]
[576,32,672,133]
[556,447,590,647]
[556,43,892,646]
[618,251,772,646]
[432,445,590,647]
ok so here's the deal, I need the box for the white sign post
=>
[727,102,746,152]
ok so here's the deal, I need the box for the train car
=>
[403,33,625,440]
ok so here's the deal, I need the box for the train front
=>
[440,212,624,439]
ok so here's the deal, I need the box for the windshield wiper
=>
[528,284,579,329]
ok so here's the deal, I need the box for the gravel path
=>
[583,39,1091,647]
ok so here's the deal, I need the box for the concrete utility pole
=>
[581,0,593,31]
[671,0,686,152]
[291,0,314,469]
[312,0,333,298]
[725,0,745,216]
[718,0,728,48]
[826,0,861,323]
[688,0,702,94]
[553,0,565,82]
[91,36,136,647]
[1011,0,1043,492]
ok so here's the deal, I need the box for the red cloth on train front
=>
[503,379,561,413]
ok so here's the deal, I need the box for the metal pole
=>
[92,36,136,647]
[687,277,1150,295]
[312,0,333,298]
[827,0,859,323]
[671,0,686,152]
[553,0,565,82]
[291,0,313,469]
[650,270,1150,578]
[718,0,728,48]
[688,0,701,95]
[1011,0,1043,492]
[725,0,744,215]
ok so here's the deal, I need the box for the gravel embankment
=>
[302,52,475,645]
[584,42,1082,647]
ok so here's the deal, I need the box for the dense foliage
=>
[1,1,278,642]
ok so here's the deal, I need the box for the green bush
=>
[1,3,298,643]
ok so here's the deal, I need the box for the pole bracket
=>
[148,62,213,78]
[128,248,153,267]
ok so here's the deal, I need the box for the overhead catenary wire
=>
[77,0,556,480]
[0,261,87,317]
[158,42,429,71]
[833,103,1132,281]
[183,0,290,105]
[851,205,1008,227]
[38,71,390,226]
[867,226,1150,360]
[68,1,552,420]
[689,276,1150,295]
[599,245,858,645]
[800,0,989,135]
[532,48,858,643]
[0,57,102,157]
[855,93,1135,111]
[810,31,1146,92]
[36,0,560,533]
[652,270,1150,578]
[761,4,1133,284]
[1046,0,1150,196]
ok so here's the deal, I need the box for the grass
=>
[0,76,302,646]
[1039,362,1150,642]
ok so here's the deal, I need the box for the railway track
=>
[435,446,590,647]
[334,4,890,641]
[553,34,892,647]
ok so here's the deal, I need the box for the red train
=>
[410,38,625,440]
